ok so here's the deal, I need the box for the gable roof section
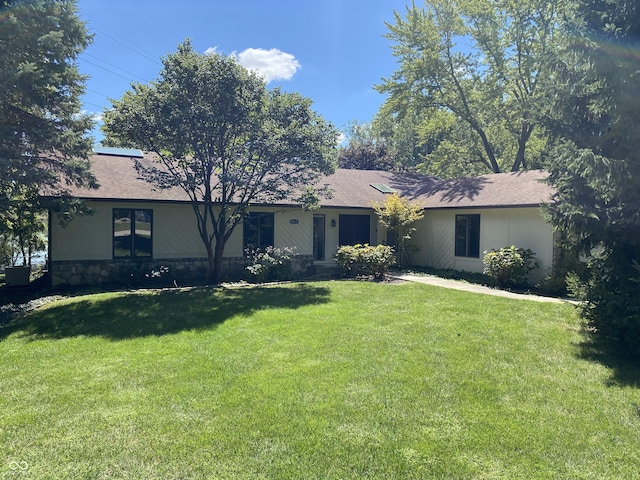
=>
[319,168,553,209]
[65,152,553,209]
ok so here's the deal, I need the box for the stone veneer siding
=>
[51,255,315,287]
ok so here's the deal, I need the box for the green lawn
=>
[1,281,640,479]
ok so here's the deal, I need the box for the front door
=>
[339,214,371,246]
[313,215,325,261]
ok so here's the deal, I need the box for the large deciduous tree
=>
[0,0,96,264]
[544,0,640,353]
[377,0,563,177]
[103,41,338,284]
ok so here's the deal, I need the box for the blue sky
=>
[77,0,410,144]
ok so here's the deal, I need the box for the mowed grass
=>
[1,281,640,479]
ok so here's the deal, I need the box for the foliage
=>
[0,0,97,246]
[543,0,640,353]
[334,243,395,280]
[566,254,640,353]
[337,140,398,171]
[376,0,563,177]
[372,193,424,266]
[483,246,538,288]
[103,41,338,284]
[245,246,294,283]
[538,239,586,295]
[338,121,399,171]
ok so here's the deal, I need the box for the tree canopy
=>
[377,0,564,177]
[103,41,339,283]
[543,0,640,353]
[0,0,96,264]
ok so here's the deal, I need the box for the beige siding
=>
[52,201,248,261]
[273,209,313,254]
[51,202,113,260]
[411,207,554,283]
[154,203,207,258]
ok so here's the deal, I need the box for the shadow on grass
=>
[0,284,330,342]
[577,333,640,388]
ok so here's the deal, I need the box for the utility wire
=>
[86,22,163,66]
[81,57,136,83]
[83,52,149,82]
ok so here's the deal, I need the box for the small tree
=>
[372,193,424,266]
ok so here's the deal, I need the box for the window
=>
[113,209,153,258]
[455,214,480,258]
[243,212,274,251]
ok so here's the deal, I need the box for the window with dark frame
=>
[113,209,153,258]
[243,212,274,252]
[455,214,480,258]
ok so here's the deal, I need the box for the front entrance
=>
[339,214,371,246]
[313,215,325,261]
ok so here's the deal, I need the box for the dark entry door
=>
[339,214,370,246]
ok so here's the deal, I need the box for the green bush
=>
[334,244,395,280]
[483,245,537,288]
[245,246,294,283]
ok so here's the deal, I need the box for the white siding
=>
[411,207,554,283]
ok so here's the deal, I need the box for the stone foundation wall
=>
[50,255,315,288]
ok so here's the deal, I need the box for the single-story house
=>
[48,147,556,286]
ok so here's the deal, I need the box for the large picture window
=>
[113,209,153,258]
[455,214,480,258]
[243,212,274,251]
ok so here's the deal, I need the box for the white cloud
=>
[236,48,300,83]
[203,46,301,83]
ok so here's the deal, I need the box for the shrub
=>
[245,246,294,283]
[483,246,537,288]
[334,244,395,280]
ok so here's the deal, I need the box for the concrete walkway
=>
[392,273,576,304]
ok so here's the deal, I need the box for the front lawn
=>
[1,281,639,478]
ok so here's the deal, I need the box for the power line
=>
[81,57,136,83]
[82,101,105,110]
[85,88,111,99]
[86,21,163,67]
[83,52,149,82]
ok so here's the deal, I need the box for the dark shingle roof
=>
[68,152,553,209]
[319,168,553,209]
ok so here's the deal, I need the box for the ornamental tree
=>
[372,193,424,266]
[103,41,339,284]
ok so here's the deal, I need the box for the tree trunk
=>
[205,241,216,284]
[210,239,226,284]
[511,124,533,172]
